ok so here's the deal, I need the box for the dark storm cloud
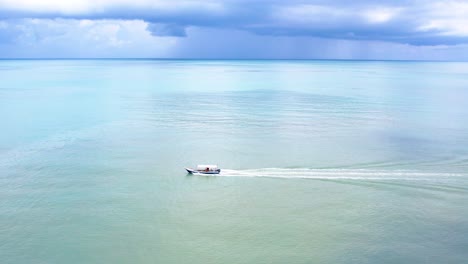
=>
[0,0,467,45]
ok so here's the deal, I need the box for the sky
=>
[0,0,468,60]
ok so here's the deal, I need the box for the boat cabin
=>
[197,165,218,172]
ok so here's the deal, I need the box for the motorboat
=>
[185,165,221,174]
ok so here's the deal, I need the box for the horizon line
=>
[0,58,466,62]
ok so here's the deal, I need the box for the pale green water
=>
[1,60,468,263]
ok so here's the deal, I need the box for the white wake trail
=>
[214,168,467,180]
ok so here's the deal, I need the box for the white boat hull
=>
[185,168,221,174]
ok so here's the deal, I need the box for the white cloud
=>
[420,19,468,36]
[274,5,401,27]
[362,8,401,24]
[273,4,347,25]
[418,1,468,36]
[0,0,225,15]
[0,19,179,57]
[85,23,124,46]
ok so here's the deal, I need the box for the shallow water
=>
[1,60,468,263]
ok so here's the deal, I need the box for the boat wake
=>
[214,168,467,180]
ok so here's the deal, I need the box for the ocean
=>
[1,59,467,263]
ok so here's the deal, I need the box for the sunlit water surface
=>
[1,60,468,263]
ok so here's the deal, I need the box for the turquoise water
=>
[1,60,468,263]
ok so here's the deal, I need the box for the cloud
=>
[0,19,178,58]
[146,23,187,37]
[1,0,468,59]
[2,19,468,60]
[0,20,21,43]
[1,0,468,45]
[0,0,226,16]
[171,27,468,60]
[362,8,401,24]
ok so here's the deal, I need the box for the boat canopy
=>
[197,165,218,171]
